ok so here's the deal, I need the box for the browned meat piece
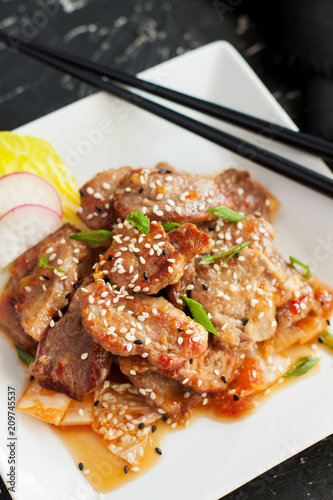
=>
[119,344,242,393]
[113,163,231,224]
[78,166,132,229]
[170,215,314,350]
[0,245,41,352]
[80,280,208,370]
[215,168,275,220]
[121,368,202,419]
[95,220,212,295]
[14,224,89,341]
[30,283,111,401]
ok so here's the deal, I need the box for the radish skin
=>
[0,172,63,216]
[0,204,62,268]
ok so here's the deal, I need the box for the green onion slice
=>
[69,230,112,243]
[162,222,180,232]
[126,211,150,235]
[283,356,319,378]
[208,206,246,222]
[319,331,333,349]
[199,241,251,266]
[15,345,35,365]
[29,254,65,275]
[181,296,218,336]
[289,256,310,278]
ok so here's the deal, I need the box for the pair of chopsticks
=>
[1,31,333,199]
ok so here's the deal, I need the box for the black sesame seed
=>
[94,400,100,407]
[236,252,240,258]
[243,319,249,326]
[79,189,84,196]
[189,359,193,364]
[95,205,102,212]
[159,169,165,173]
[124,465,129,474]
[65,292,71,299]
[107,255,113,261]
[177,328,184,332]
[208,225,216,231]
[202,283,209,290]
[221,375,227,384]
[134,339,143,345]
[138,187,144,193]
[143,272,149,280]
[162,249,167,255]
[30,375,34,381]
[155,447,162,455]
[78,463,84,471]
[318,336,324,343]
[321,301,325,306]
[138,423,145,429]
[233,394,239,401]
[42,274,50,280]
[165,170,172,174]
[151,425,157,433]
[162,416,168,422]
[327,319,330,326]
[73,283,79,290]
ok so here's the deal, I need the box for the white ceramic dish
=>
[0,41,332,500]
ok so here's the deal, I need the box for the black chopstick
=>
[2,33,333,163]
[1,32,333,199]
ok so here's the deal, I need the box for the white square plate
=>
[1,41,332,500]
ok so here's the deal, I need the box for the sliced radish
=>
[0,204,62,268]
[0,172,63,217]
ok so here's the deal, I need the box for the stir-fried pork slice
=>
[13,224,89,341]
[167,259,196,310]
[171,216,315,350]
[30,284,111,401]
[0,245,41,352]
[80,280,208,370]
[215,168,275,220]
[122,368,202,419]
[93,381,161,465]
[95,220,212,295]
[78,166,132,229]
[113,164,231,224]
[119,344,242,393]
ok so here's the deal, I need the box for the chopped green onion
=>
[208,206,246,222]
[319,331,333,349]
[28,254,65,275]
[283,356,319,378]
[126,211,150,235]
[199,241,251,265]
[181,296,218,336]
[15,345,35,365]
[69,230,112,243]
[289,256,310,278]
[162,222,180,232]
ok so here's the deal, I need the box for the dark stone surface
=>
[0,1,331,499]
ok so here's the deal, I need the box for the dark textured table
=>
[0,1,332,499]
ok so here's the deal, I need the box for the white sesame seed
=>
[101,309,107,316]
[203,398,208,405]
[25,286,32,292]
[214,369,220,376]
[50,319,55,328]
[156,193,163,200]
[133,286,141,293]
[142,352,149,358]
[250,299,259,307]
[86,187,94,195]
[158,408,166,414]
[49,253,56,261]
[186,284,194,291]
[81,353,88,360]
[178,337,183,345]
[140,256,146,264]
[271,320,277,327]
[197,379,202,387]
[88,295,94,304]
[152,308,158,315]
[182,378,189,385]
[258,312,264,319]
[46,247,54,254]
[130,370,136,376]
